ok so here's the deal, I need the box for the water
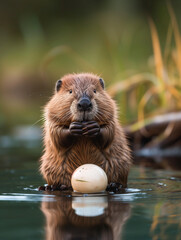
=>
[1,130,181,240]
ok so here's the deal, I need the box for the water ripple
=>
[0,193,56,202]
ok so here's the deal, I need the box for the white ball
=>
[71,164,108,193]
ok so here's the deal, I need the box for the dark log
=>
[124,111,181,169]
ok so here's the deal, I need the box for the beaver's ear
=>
[55,80,62,92]
[99,78,104,89]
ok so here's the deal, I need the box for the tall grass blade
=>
[149,18,165,84]
[164,22,172,62]
[138,86,159,121]
[168,2,181,80]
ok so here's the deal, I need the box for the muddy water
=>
[0,132,181,239]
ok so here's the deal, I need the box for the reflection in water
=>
[72,196,108,217]
[41,194,131,240]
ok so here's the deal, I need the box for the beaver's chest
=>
[64,138,106,167]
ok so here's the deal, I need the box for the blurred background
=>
[1,0,181,166]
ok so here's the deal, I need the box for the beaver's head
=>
[46,73,116,125]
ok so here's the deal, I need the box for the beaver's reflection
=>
[41,194,131,240]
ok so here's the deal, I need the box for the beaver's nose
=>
[77,97,92,111]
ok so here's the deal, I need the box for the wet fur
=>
[40,73,131,187]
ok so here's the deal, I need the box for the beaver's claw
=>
[69,122,83,136]
[82,121,100,137]
[106,182,124,193]
[38,184,72,191]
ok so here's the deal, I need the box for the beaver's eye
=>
[94,89,96,93]
[69,89,72,94]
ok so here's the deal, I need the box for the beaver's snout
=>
[77,96,92,111]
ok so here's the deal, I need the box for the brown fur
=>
[40,73,131,187]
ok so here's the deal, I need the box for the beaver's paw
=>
[38,185,72,191]
[82,121,100,137]
[106,182,124,193]
[69,122,83,136]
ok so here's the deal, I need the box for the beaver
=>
[40,73,131,191]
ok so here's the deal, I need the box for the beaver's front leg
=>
[82,121,114,149]
[82,121,100,136]
[69,122,84,136]
[51,122,84,149]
